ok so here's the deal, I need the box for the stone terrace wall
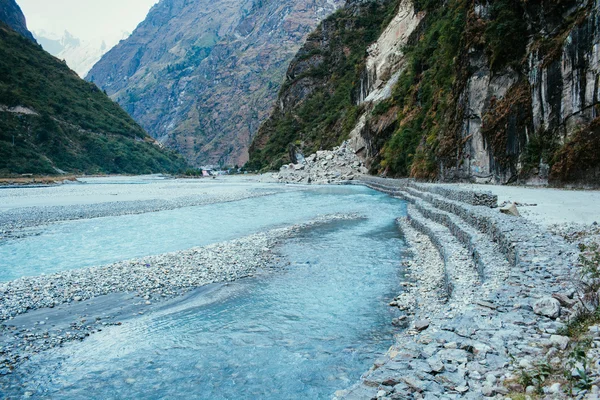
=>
[336,177,579,399]
[359,176,498,208]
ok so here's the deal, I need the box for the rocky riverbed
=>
[2,173,599,399]
[0,177,285,241]
[0,213,360,378]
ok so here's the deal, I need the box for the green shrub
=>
[380,0,467,177]
[0,23,188,176]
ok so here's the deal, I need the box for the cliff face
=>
[88,0,343,167]
[251,0,600,186]
[0,23,188,176]
[444,0,600,186]
[0,0,35,41]
[247,0,402,170]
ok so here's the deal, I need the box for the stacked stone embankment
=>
[336,176,581,399]
[275,141,368,184]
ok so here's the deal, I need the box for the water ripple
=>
[5,186,408,399]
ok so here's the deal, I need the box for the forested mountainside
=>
[88,0,344,168]
[250,0,600,186]
[0,23,188,176]
[0,0,35,42]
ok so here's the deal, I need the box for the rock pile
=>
[275,141,368,184]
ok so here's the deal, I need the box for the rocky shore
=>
[335,176,600,400]
[0,213,358,377]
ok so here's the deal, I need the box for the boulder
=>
[499,203,520,217]
[549,334,570,350]
[533,298,561,319]
[414,319,430,331]
[552,293,576,308]
[427,358,444,373]
[547,382,561,394]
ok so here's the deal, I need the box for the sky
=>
[16,0,159,41]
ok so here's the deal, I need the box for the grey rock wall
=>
[446,0,600,184]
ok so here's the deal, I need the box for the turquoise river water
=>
[1,184,408,399]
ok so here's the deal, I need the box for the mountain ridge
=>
[88,0,344,167]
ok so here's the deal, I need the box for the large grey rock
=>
[552,293,576,308]
[549,335,570,350]
[414,319,430,331]
[533,298,561,319]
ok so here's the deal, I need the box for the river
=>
[1,179,408,399]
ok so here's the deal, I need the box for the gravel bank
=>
[452,183,600,227]
[0,182,286,240]
[0,213,359,376]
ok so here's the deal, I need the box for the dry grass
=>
[0,175,78,185]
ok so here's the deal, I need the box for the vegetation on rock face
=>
[247,0,400,171]
[483,0,528,71]
[0,23,188,176]
[378,0,535,179]
[247,0,473,175]
[250,0,598,186]
[374,0,596,183]
[550,116,600,185]
[381,0,468,179]
[479,81,532,179]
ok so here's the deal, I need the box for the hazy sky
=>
[16,0,159,40]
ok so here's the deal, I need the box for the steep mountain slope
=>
[248,0,404,170]
[87,0,343,168]
[251,0,600,186]
[0,23,188,176]
[0,0,34,41]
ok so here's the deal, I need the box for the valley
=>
[1,0,600,398]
